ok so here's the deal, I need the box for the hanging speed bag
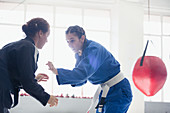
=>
[132,56,167,96]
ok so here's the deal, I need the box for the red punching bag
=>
[132,41,167,96]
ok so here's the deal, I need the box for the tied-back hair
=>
[65,25,86,39]
[22,17,49,38]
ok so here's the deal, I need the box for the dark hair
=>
[22,18,49,37]
[65,25,86,39]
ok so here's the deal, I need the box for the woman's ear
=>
[38,30,43,38]
[80,35,85,42]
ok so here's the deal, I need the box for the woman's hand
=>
[48,95,58,107]
[35,73,49,82]
[46,61,58,75]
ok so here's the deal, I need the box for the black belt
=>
[12,87,20,108]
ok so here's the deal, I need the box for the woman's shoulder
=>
[8,39,35,53]
[15,38,35,50]
[2,38,33,50]
[20,38,34,46]
[84,40,106,54]
[88,40,100,45]
[87,40,105,50]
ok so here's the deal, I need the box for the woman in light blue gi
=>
[47,25,133,113]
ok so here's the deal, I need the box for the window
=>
[26,4,54,25]
[0,25,24,48]
[55,7,82,27]
[163,17,170,35]
[0,3,24,25]
[0,2,111,98]
[144,14,170,102]
[162,36,170,102]
[84,9,110,31]
[144,15,161,35]
[162,16,170,102]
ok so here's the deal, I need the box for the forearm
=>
[22,80,50,106]
[53,68,58,75]
[46,61,58,75]
[56,68,88,85]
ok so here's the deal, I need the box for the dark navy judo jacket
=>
[0,37,50,108]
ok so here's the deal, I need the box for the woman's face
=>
[66,33,85,53]
[37,29,50,49]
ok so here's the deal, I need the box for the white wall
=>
[111,1,144,113]
[10,96,94,113]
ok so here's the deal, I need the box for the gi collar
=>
[78,39,87,56]
[25,37,35,45]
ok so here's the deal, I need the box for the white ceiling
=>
[0,0,170,8]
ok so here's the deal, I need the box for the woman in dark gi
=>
[0,18,58,113]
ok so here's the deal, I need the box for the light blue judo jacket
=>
[56,39,132,113]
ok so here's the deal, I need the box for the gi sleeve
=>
[16,45,50,106]
[71,81,87,87]
[57,45,108,85]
